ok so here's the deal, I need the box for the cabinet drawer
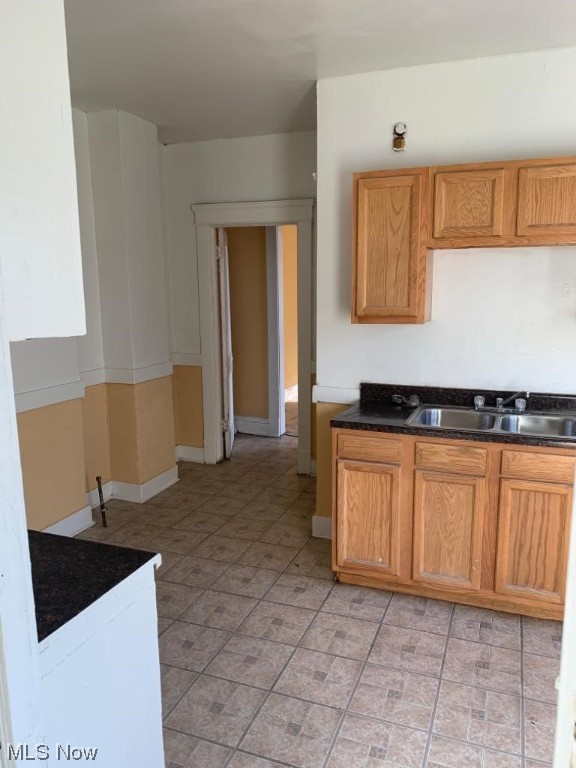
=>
[415,441,487,475]
[501,450,575,484]
[337,433,403,464]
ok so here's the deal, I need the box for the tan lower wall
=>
[108,376,176,485]
[172,365,204,448]
[315,402,347,520]
[82,383,112,491]
[282,225,298,390]
[17,399,88,530]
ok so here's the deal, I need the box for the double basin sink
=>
[405,406,576,440]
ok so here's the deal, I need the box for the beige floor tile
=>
[240,693,341,768]
[442,638,521,695]
[286,548,334,579]
[523,653,560,704]
[160,664,197,718]
[164,675,266,746]
[156,581,204,620]
[205,634,294,689]
[322,583,392,622]
[237,600,315,644]
[211,565,279,598]
[237,541,299,571]
[238,501,287,523]
[163,728,231,768]
[524,700,557,762]
[196,495,249,516]
[162,556,230,587]
[327,713,427,768]
[180,590,258,631]
[301,612,378,661]
[522,618,562,659]
[384,594,453,635]
[370,625,447,676]
[433,680,521,754]
[450,605,521,650]
[426,735,521,768]
[218,482,269,502]
[264,574,333,610]
[155,551,185,578]
[228,753,286,768]
[158,617,174,636]
[192,535,252,563]
[138,507,191,528]
[106,522,161,548]
[274,648,362,709]
[350,663,439,730]
[259,522,312,548]
[173,510,230,534]
[159,621,230,672]
[278,507,315,528]
[150,528,208,555]
[217,517,272,541]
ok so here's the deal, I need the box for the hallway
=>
[79,435,559,767]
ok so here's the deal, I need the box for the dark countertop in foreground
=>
[331,384,576,450]
[29,531,157,643]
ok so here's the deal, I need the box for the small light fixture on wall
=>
[393,122,407,151]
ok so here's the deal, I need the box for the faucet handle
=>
[474,395,485,410]
[496,397,504,410]
[515,398,527,413]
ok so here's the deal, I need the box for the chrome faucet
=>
[391,393,421,408]
[474,391,529,413]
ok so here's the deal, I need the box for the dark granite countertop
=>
[331,383,576,450]
[29,531,157,643]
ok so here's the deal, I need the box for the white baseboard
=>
[312,514,332,540]
[284,385,299,403]
[44,505,94,537]
[235,417,279,437]
[176,445,205,463]
[111,466,179,504]
[87,481,112,508]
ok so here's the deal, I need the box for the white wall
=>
[89,110,171,381]
[0,0,85,342]
[162,131,317,355]
[316,47,576,396]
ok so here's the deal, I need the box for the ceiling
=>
[65,0,576,144]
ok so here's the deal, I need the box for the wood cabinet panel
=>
[495,479,572,603]
[415,441,487,476]
[337,432,403,465]
[517,163,576,239]
[501,450,575,484]
[413,471,485,590]
[433,169,508,239]
[352,170,430,324]
[336,459,401,576]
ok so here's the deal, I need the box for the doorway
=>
[192,199,314,474]
[218,224,299,457]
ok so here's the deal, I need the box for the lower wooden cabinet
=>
[332,428,575,619]
[495,478,572,604]
[412,470,485,591]
[335,459,402,577]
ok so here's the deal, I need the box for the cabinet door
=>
[517,163,576,241]
[336,459,401,576]
[413,471,485,590]
[495,479,572,604]
[353,171,429,324]
[432,168,510,244]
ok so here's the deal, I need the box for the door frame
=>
[192,199,315,474]
[265,226,285,438]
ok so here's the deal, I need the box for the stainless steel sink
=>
[405,406,576,440]
[406,407,497,431]
[499,413,576,438]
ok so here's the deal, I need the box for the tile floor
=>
[78,434,561,768]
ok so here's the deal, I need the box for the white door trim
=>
[266,226,284,438]
[192,199,314,472]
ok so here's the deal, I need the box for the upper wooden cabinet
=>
[352,169,431,324]
[352,156,576,323]
[517,162,576,241]
[431,166,516,248]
